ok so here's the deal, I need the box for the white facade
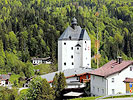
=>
[91,64,133,96]
[58,40,91,71]
[0,80,6,86]
[0,80,10,86]
[58,18,91,71]
[32,59,42,65]
[91,75,106,96]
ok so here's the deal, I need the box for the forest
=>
[0,0,132,75]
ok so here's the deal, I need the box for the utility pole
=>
[94,12,100,68]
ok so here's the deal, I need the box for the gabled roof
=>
[41,68,93,83]
[123,78,133,83]
[58,26,90,40]
[89,60,133,77]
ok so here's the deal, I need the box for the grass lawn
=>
[104,94,133,99]
[70,96,99,100]
[34,64,55,75]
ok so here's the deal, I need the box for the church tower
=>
[58,18,91,71]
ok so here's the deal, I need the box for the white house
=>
[58,17,91,71]
[32,57,51,65]
[90,57,133,96]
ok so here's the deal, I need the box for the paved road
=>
[100,97,133,100]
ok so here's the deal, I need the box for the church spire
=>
[71,17,77,29]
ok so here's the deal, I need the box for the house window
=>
[71,47,73,50]
[72,62,74,65]
[85,41,86,43]
[71,55,73,59]
[85,48,86,50]
[98,88,99,92]
[102,89,104,94]
[130,67,133,71]
[112,89,115,94]
[112,78,114,82]
[77,47,79,50]
[64,62,66,66]
[64,42,66,45]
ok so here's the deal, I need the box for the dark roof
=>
[123,78,133,83]
[41,68,93,83]
[31,57,50,60]
[75,44,81,47]
[58,26,90,40]
[0,74,10,80]
[89,60,133,77]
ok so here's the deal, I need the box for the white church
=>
[41,18,92,89]
[58,17,91,71]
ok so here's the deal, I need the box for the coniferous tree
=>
[37,79,55,100]
[52,72,66,100]
[52,73,59,96]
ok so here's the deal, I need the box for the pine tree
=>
[52,72,66,100]
[0,40,5,69]
[37,79,54,100]
[52,73,59,97]
[58,72,66,92]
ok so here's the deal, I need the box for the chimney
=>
[116,56,122,64]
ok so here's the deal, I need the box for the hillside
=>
[0,0,132,73]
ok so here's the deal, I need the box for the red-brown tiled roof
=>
[89,60,133,77]
[123,78,133,83]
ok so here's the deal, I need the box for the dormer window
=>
[75,44,81,50]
